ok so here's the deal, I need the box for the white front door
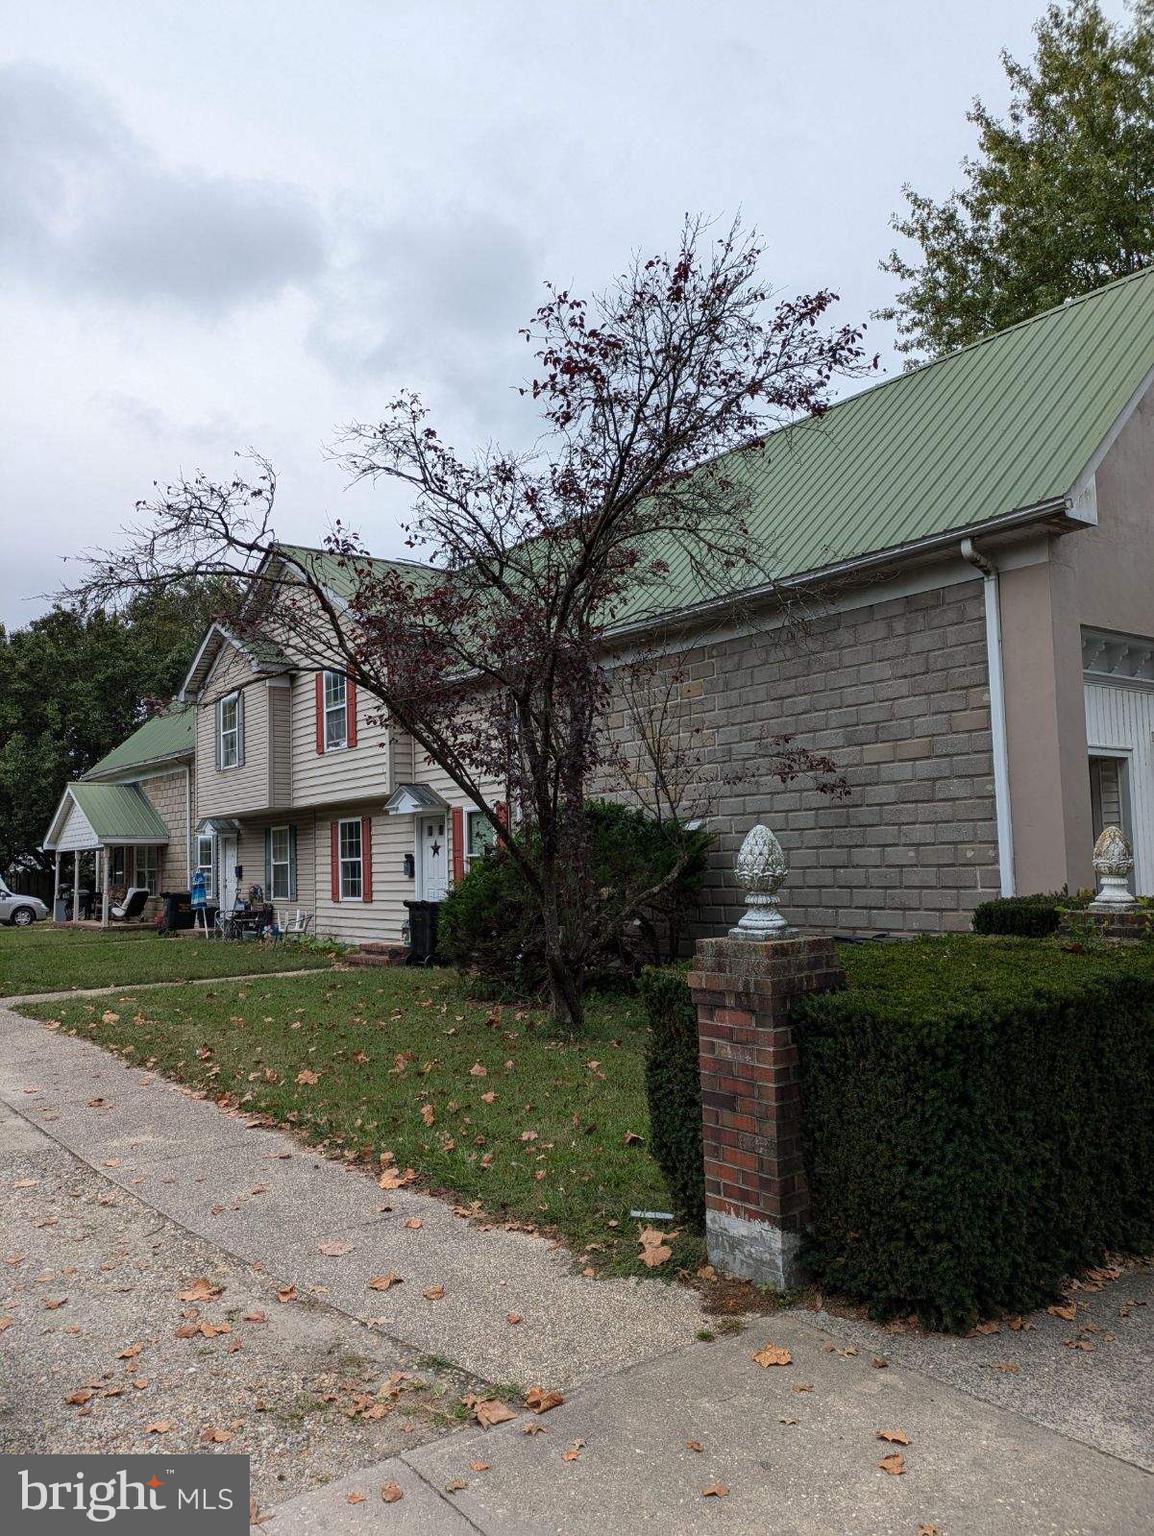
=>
[219,835,239,911]
[418,815,448,902]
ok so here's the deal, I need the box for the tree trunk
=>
[546,949,585,1035]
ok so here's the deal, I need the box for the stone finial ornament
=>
[728,823,795,940]
[1090,824,1137,910]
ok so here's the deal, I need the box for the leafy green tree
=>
[880,1,1154,362]
[0,578,236,873]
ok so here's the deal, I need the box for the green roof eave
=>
[82,704,195,781]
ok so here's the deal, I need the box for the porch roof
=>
[82,703,195,781]
[385,783,450,814]
[44,783,171,851]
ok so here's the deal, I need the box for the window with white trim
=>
[110,847,128,886]
[270,825,293,901]
[324,671,348,751]
[338,818,362,899]
[196,835,215,899]
[465,810,496,867]
[138,846,159,892]
[218,692,240,768]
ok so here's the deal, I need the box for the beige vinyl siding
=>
[289,670,392,808]
[195,646,275,817]
[311,806,407,945]
[232,815,317,920]
[268,682,293,809]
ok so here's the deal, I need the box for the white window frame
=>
[323,671,348,752]
[137,845,159,892]
[465,809,496,868]
[270,825,292,902]
[196,835,215,900]
[218,692,241,769]
[338,817,362,900]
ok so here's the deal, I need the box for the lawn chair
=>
[279,909,314,942]
[109,887,149,923]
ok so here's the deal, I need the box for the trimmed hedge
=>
[795,937,1154,1329]
[639,964,704,1228]
[971,893,1063,937]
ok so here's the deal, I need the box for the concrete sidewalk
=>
[3,1002,1153,1534]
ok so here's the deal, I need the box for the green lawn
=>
[0,925,336,996]
[20,967,682,1275]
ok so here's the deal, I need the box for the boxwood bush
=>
[795,937,1154,1329]
[638,964,704,1228]
[971,893,1064,937]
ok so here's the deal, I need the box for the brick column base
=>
[688,936,844,1288]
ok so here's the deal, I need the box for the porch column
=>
[101,848,110,928]
[72,851,80,923]
[52,854,61,922]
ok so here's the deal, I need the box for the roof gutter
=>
[604,495,1073,644]
[960,537,1015,898]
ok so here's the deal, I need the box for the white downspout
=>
[185,763,192,892]
[960,538,1015,897]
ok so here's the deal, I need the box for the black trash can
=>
[403,900,442,965]
[160,891,194,932]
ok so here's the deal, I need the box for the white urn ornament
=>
[1089,824,1137,910]
[729,823,795,940]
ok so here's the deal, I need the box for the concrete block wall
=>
[608,578,999,936]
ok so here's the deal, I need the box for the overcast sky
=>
[0,0,1130,628]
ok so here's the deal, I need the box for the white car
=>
[0,879,49,927]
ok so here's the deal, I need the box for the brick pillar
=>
[688,935,844,1288]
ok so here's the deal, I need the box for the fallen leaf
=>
[878,1452,905,1476]
[561,1439,584,1462]
[871,1357,889,1369]
[66,1389,94,1405]
[318,1241,354,1257]
[405,1218,423,1230]
[117,1342,144,1359]
[296,1069,320,1085]
[132,1378,148,1390]
[146,1421,173,1434]
[276,1286,297,1303]
[380,1482,403,1503]
[369,1273,402,1292]
[506,1312,523,1325]
[445,1479,467,1492]
[179,1278,223,1302]
[917,1526,941,1535]
[423,1284,445,1301]
[702,1484,729,1497]
[1048,1303,1077,1321]
[243,1311,267,1324]
[474,1398,517,1429]
[637,1225,673,1268]
[687,1440,704,1452]
[991,1359,1021,1374]
[346,1492,365,1505]
[469,1063,488,1077]
[469,1461,491,1473]
[525,1386,565,1413]
[378,1167,415,1191]
[201,1427,232,1444]
[622,1131,644,1146]
[0,1318,12,1332]
[197,1320,231,1338]
[751,1344,792,1368]
[42,1297,68,1310]
[877,1429,911,1446]
[522,1422,547,1436]
[480,1090,497,1103]
[420,1104,436,1126]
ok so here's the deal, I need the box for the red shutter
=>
[451,807,465,883]
[330,821,340,902]
[495,802,509,838]
[315,674,325,754]
[361,815,373,902]
[346,678,358,748]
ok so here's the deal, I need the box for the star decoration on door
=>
[430,840,441,857]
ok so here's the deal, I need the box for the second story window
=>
[218,692,242,768]
[324,671,348,751]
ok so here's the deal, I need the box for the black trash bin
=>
[160,891,194,932]
[403,900,442,965]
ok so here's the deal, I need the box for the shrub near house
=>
[639,936,1154,1328]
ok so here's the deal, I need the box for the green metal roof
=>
[83,704,195,780]
[66,782,171,843]
[635,265,1154,618]
[279,268,1154,627]
[274,545,434,601]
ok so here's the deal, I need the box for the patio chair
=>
[280,909,314,941]
[109,887,149,923]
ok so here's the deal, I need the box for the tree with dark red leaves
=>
[69,218,870,1031]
